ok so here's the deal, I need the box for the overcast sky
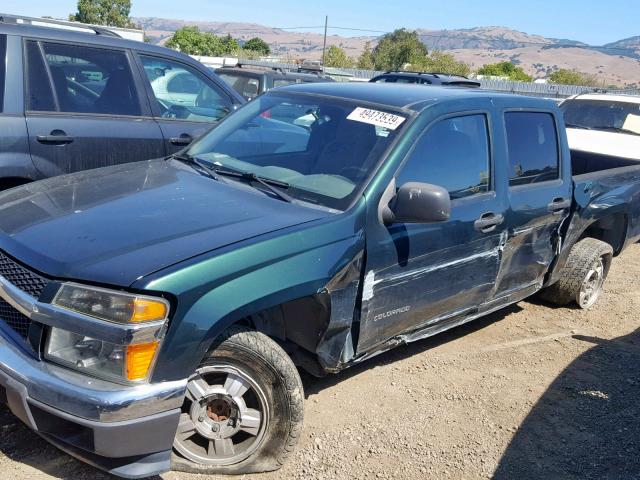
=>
[3,0,639,45]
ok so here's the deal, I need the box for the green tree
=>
[166,27,244,57]
[477,61,532,81]
[244,37,270,56]
[220,34,239,53]
[324,45,354,68]
[371,29,428,71]
[356,41,375,70]
[415,51,471,77]
[70,0,135,28]
[548,69,599,86]
[166,26,219,55]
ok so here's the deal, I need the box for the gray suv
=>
[0,15,244,189]
[216,64,334,101]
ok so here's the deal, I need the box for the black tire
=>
[172,326,304,475]
[540,237,613,309]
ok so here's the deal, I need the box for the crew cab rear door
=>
[492,108,572,296]
[357,105,507,353]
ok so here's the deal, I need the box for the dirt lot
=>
[2,243,640,480]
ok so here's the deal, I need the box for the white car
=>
[560,93,640,160]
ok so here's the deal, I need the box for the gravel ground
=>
[2,243,640,480]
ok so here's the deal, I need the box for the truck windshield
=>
[561,99,640,135]
[187,92,408,210]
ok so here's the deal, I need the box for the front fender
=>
[142,210,365,382]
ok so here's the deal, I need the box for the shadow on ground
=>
[494,328,640,480]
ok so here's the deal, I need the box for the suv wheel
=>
[172,326,304,474]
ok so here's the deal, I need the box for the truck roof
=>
[277,82,556,112]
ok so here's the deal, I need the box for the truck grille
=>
[0,252,48,339]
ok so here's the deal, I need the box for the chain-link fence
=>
[238,59,640,99]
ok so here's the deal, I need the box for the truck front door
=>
[358,110,507,353]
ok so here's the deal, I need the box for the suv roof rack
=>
[231,63,289,73]
[383,70,470,79]
[0,13,121,38]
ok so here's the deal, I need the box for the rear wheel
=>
[172,326,304,474]
[540,237,613,309]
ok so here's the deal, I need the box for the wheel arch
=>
[148,232,366,383]
[547,210,628,287]
[578,212,628,256]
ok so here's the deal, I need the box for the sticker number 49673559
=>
[347,107,406,130]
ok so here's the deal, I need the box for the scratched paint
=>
[357,234,503,353]
[314,251,364,370]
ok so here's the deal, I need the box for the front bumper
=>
[0,331,187,478]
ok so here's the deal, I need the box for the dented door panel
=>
[357,192,506,354]
[495,183,571,295]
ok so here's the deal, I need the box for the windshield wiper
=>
[590,126,640,136]
[213,167,293,203]
[167,153,221,181]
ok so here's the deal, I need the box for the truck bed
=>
[569,148,640,254]
[571,149,640,176]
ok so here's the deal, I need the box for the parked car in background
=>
[370,71,481,88]
[0,14,244,189]
[560,93,640,160]
[216,64,334,100]
[0,83,639,478]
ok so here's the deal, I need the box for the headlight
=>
[46,283,170,383]
[53,283,169,324]
[45,328,159,382]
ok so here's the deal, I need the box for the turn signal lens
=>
[126,342,159,381]
[132,298,168,323]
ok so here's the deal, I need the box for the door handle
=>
[170,133,193,146]
[474,212,505,233]
[547,197,571,214]
[36,130,73,145]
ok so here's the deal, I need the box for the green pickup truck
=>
[0,83,639,478]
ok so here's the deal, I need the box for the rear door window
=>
[505,112,560,186]
[218,73,261,100]
[25,41,142,116]
[273,78,296,88]
[25,41,56,111]
[140,55,232,122]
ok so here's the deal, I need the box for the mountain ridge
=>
[134,17,640,86]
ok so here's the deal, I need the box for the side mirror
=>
[383,182,451,224]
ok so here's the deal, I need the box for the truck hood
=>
[0,159,330,286]
[567,128,640,161]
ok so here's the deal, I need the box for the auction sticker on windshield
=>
[347,107,406,130]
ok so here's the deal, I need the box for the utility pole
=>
[321,15,328,72]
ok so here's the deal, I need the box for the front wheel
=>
[172,326,304,475]
[540,237,613,309]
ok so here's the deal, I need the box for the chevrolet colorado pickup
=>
[0,83,638,478]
